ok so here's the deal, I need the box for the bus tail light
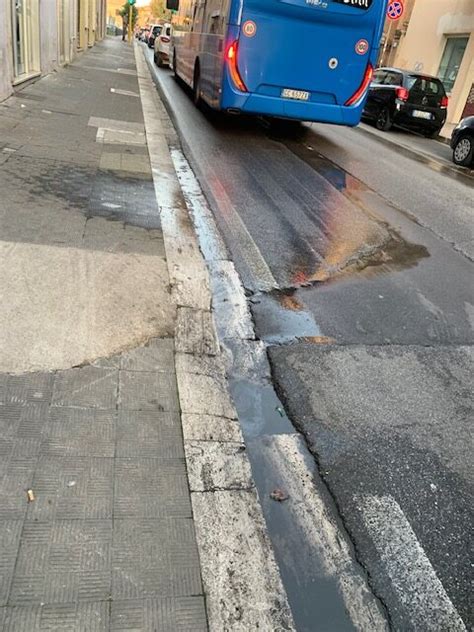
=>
[440,95,449,108]
[226,41,248,93]
[396,87,409,101]
[345,63,373,106]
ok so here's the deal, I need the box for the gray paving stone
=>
[52,367,118,409]
[116,410,183,458]
[119,370,179,412]
[1,602,110,631]
[120,338,175,372]
[9,521,112,605]
[110,596,207,631]
[27,457,113,521]
[82,217,165,257]
[42,408,116,457]
[0,374,7,400]
[0,38,208,632]
[114,458,191,518]
[91,355,121,369]
[0,458,36,520]
[0,521,23,606]
[0,403,48,454]
[112,519,201,600]
[1,374,54,405]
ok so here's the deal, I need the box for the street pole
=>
[128,3,132,43]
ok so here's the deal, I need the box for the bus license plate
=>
[282,89,310,101]
[412,110,432,120]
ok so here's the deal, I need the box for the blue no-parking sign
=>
[387,0,404,20]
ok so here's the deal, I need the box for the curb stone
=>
[134,44,296,631]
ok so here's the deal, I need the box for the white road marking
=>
[95,127,146,146]
[110,88,139,98]
[79,65,137,76]
[117,67,138,76]
[88,116,144,133]
[357,495,467,631]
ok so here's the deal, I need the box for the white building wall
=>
[40,0,59,74]
[0,0,106,103]
[0,0,13,101]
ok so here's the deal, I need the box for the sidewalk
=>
[0,37,293,631]
[356,122,474,179]
[0,38,206,631]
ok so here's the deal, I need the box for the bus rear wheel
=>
[193,64,202,107]
[172,50,177,77]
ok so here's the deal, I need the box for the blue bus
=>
[166,0,387,126]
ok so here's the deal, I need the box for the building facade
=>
[378,0,417,69]
[0,0,107,103]
[390,0,474,129]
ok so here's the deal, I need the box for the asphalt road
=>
[146,50,473,631]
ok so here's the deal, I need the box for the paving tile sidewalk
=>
[0,38,207,631]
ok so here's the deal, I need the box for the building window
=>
[438,36,469,94]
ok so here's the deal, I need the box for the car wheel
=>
[375,106,392,131]
[156,52,163,67]
[453,135,474,167]
[153,51,158,65]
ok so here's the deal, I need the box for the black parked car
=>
[450,116,474,167]
[362,67,448,138]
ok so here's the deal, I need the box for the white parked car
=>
[154,23,172,68]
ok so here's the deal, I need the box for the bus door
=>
[236,0,382,109]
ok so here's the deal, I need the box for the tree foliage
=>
[119,2,138,27]
[151,0,171,20]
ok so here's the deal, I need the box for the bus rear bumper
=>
[224,93,363,126]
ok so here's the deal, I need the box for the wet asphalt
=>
[146,51,473,631]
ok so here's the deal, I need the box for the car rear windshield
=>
[406,76,445,96]
[372,70,403,86]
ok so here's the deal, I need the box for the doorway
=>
[11,0,40,82]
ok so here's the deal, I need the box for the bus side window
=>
[205,0,225,34]
[191,0,205,32]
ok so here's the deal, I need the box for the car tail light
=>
[226,41,247,93]
[396,87,409,101]
[345,63,373,106]
[440,95,449,108]
[161,36,170,43]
